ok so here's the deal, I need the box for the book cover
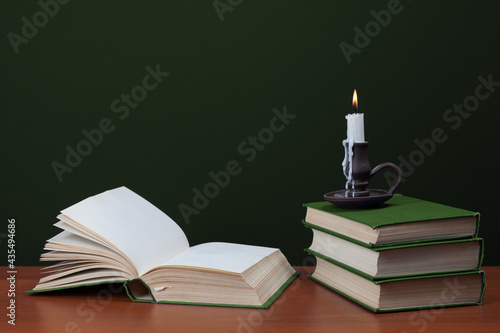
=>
[305,235,484,281]
[303,194,480,247]
[309,264,486,313]
[304,195,479,229]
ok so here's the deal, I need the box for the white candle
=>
[345,113,365,142]
[342,89,365,192]
[346,89,365,142]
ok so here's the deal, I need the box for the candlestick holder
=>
[324,141,403,209]
[343,141,371,197]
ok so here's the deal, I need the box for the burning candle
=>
[346,89,365,142]
[342,89,365,191]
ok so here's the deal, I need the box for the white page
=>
[54,221,109,247]
[60,187,189,276]
[158,242,278,274]
[48,231,117,256]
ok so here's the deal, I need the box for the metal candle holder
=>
[324,141,403,209]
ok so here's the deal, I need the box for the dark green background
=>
[1,1,499,266]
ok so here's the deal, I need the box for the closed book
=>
[304,224,484,279]
[303,195,479,247]
[310,258,485,313]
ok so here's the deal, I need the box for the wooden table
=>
[2,267,499,333]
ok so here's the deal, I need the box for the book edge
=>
[303,220,477,248]
[309,272,485,313]
[153,270,301,308]
[306,248,485,282]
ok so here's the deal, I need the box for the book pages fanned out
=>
[29,186,298,308]
[60,187,190,276]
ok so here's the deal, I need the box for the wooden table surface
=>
[1,266,499,333]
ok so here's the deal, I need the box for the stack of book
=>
[303,194,486,313]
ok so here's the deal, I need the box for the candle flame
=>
[352,89,358,112]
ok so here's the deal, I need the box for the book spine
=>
[476,238,485,270]
[124,278,156,303]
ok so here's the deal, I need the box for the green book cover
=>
[309,267,486,313]
[304,194,479,228]
[305,235,484,281]
[303,194,480,247]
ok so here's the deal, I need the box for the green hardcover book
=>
[309,257,486,313]
[304,223,484,280]
[27,187,299,308]
[303,194,479,248]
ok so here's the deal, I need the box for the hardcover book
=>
[310,257,485,313]
[28,187,299,308]
[305,225,484,279]
[304,195,479,247]
[303,195,485,312]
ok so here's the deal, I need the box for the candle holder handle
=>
[369,162,403,195]
[325,144,403,209]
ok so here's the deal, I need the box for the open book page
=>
[54,221,113,249]
[155,242,278,274]
[32,231,138,287]
[45,231,129,265]
[47,231,116,254]
[60,187,189,277]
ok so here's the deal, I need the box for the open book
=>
[28,187,299,308]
